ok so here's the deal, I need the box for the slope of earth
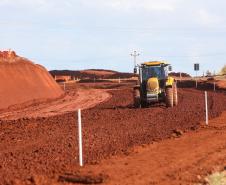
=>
[216,79,226,89]
[0,51,63,110]
[0,85,111,120]
[0,82,226,184]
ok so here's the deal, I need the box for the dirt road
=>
[0,87,111,120]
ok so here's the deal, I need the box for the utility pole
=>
[130,51,140,67]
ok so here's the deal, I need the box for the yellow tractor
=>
[133,61,178,108]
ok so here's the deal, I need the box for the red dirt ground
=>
[85,113,226,185]
[0,86,110,120]
[0,51,63,110]
[0,81,226,184]
[216,79,226,89]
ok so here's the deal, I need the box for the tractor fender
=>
[166,77,175,87]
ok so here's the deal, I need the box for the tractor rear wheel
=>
[134,89,141,108]
[165,87,174,107]
[173,83,178,106]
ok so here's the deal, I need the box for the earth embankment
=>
[0,52,63,110]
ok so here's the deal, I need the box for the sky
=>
[0,0,226,75]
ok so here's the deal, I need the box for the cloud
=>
[0,0,73,13]
[198,9,223,26]
[81,0,177,12]
[0,0,48,6]
[109,0,175,12]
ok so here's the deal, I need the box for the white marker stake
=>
[205,91,209,125]
[214,82,216,91]
[78,109,83,166]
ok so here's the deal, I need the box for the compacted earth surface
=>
[0,81,226,185]
[0,83,110,120]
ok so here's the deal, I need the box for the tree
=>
[220,65,226,75]
[206,70,212,77]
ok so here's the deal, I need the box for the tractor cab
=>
[140,61,170,83]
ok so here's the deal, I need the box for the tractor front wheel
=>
[173,83,178,106]
[165,87,174,107]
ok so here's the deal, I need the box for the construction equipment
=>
[133,61,178,108]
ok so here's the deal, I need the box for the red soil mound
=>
[0,50,17,59]
[0,51,64,110]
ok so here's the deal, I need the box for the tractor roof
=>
[142,61,169,66]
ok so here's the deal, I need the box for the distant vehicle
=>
[133,61,178,108]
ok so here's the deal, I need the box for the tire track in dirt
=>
[0,88,111,120]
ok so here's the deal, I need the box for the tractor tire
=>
[173,83,178,106]
[133,89,141,108]
[165,87,174,107]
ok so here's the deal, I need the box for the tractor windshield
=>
[142,66,166,80]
